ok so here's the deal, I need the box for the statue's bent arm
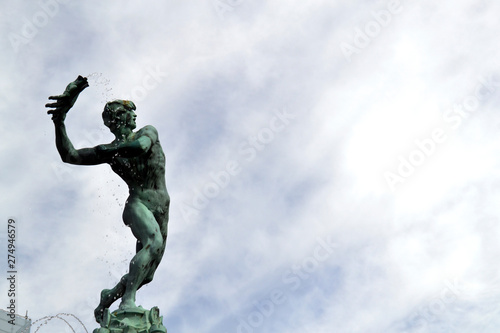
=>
[96,135,152,159]
[95,127,157,159]
[116,135,152,157]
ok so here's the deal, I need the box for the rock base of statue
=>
[93,306,167,333]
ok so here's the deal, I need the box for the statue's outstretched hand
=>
[46,75,89,122]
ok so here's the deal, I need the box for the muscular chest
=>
[110,156,146,179]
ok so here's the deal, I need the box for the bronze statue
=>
[46,76,170,328]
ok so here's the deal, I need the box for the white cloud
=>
[1,0,500,332]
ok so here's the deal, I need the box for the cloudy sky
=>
[1,0,500,332]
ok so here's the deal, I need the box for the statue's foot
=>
[94,304,105,324]
[118,299,137,311]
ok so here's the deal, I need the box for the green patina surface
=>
[93,306,167,333]
[47,76,170,331]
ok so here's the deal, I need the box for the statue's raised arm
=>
[45,76,107,165]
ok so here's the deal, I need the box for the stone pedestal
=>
[93,306,167,333]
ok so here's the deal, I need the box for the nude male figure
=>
[46,76,170,323]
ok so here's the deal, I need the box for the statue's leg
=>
[94,274,128,323]
[138,253,162,288]
[138,234,167,289]
[119,198,164,310]
[94,237,152,323]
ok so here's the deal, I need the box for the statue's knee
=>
[148,235,163,254]
[150,244,163,257]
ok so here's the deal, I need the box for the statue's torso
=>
[108,129,170,215]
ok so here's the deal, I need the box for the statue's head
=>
[103,100,137,131]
